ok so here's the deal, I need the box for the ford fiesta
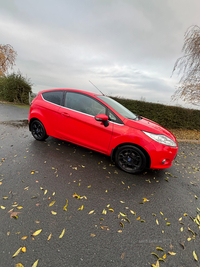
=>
[28,89,178,174]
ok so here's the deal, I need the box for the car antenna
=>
[89,80,105,95]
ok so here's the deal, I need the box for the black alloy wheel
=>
[115,145,146,174]
[31,120,48,141]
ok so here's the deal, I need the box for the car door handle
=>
[61,112,70,117]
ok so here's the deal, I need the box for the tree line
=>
[0,44,32,104]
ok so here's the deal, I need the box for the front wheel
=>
[115,145,146,174]
[31,120,48,141]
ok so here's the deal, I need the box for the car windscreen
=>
[97,96,137,120]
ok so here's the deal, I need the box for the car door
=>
[57,91,113,154]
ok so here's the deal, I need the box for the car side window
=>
[65,92,106,116]
[42,91,63,105]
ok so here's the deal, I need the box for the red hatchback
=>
[28,89,178,174]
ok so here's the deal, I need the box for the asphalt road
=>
[0,103,200,267]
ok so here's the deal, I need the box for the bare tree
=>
[172,25,200,105]
[0,44,17,76]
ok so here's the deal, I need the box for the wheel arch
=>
[111,142,151,169]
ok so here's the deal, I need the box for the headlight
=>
[143,131,177,147]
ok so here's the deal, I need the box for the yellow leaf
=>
[21,247,26,253]
[3,197,8,199]
[130,210,136,215]
[1,206,6,209]
[156,219,159,225]
[51,211,57,215]
[180,227,183,232]
[168,251,176,255]
[193,251,198,261]
[151,260,159,267]
[119,222,124,228]
[59,228,65,238]
[17,206,23,209]
[163,254,166,259]
[187,237,191,241]
[136,217,140,220]
[143,198,149,202]
[184,213,188,216]
[63,199,68,211]
[12,247,22,257]
[119,212,127,217]
[179,217,182,221]
[52,192,55,196]
[120,201,125,203]
[109,209,114,212]
[160,211,163,215]
[15,264,24,267]
[151,252,159,259]
[118,230,122,233]
[78,205,84,211]
[102,209,107,214]
[49,200,55,207]
[156,247,164,251]
[166,223,171,226]
[44,189,47,195]
[87,185,91,188]
[32,229,42,236]
[32,259,39,267]
[21,236,28,240]
[47,233,52,241]
[90,233,96,237]
[88,210,95,214]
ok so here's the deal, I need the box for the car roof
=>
[39,88,101,97]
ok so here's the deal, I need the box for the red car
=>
[28,89,178,174]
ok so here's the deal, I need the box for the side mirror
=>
[95,114,109,127]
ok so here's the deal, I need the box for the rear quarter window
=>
[42,91,63,105]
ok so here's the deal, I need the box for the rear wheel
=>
[115,145,146,174]
[31,120,48,141]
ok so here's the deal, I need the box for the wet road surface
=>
[0,103,200,267]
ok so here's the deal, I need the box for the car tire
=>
[115,145,146,174]
[31,120,48,141]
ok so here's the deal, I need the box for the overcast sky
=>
[1,0,200,108]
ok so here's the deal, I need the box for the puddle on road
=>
[0,119,28,127]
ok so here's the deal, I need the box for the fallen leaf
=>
[1,206,6,209]
[49,200,55,207]
[166,223,171,226]
[21,236,28,240]
[32,229,42,236]
[90,233,96,237]
[102,209,107,215]
[32,259,39,267]
[156,247,164,251]
[119,222,124,228]
[120,201,125,203]
[130,210,136,215]
[121,252,125,259]
[59,228,65,238]
[15,264,24,267]
[44,190,47,195]
[118,230,122,233]
[78,205,84,210]
[193,251,198,261]
[88,210,95,214]
[151,252,159,259]
[143,198,149,202]
[109,208,114,212]
[63,199,68,211]
[47,233,52,241]
[21,247,26,253]
[3,197,8,199]
[168,251,176,255]
[51,211,57,215]
[17,206,23,210]
[156,219,159,225]
[163,254,166,259]
[12,247,22,258]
